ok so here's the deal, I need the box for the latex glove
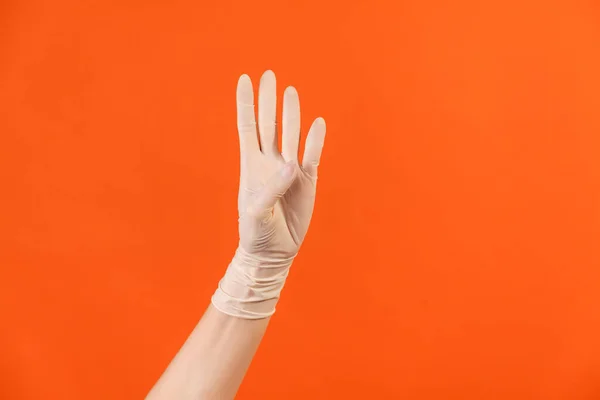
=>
[211,70,326,319]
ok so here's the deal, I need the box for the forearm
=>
[146,304,269,400]
[145,243,290,400]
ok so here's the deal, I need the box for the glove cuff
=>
[211,247,295,319]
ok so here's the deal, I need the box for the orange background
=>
[1,0,600,399]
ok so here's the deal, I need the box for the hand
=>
[237,70,326,257]
[211,70,326,319]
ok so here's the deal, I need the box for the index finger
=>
[236,74,260,158]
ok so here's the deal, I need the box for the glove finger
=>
[301,117,326,178]
[282,86,301,163]
[237,74,260,159]
[258,70,280,157]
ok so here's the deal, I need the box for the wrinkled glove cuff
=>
[211,247,296,319]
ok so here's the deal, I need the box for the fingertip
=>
[259,70,277,95]
[261,70,276,81]
[237,74,255,103]
[237,74,253,92]
[284,86,298,97]
[309,117,326,139]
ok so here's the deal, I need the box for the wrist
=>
[211,246,295,319]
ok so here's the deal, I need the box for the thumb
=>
[249,162,297,216]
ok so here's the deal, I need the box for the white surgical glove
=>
[211,70,326,319]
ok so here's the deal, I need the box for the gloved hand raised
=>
[211,70,327,319]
